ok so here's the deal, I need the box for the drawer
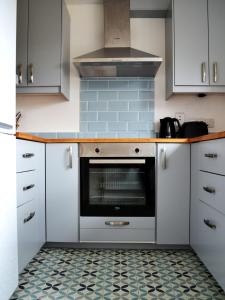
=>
[80,217,155,230]
[198,171,225,215]
[198,139,225,175]
[80,228,155,243]
[191,200,225,291]
[17,200,38,273]
[17,140,39,172]
[17,171,37,207]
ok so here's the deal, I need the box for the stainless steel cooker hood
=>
[73,0,162,78]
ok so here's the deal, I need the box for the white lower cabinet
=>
[157,144,190,244]
[16,140,46,273]
[0,135,18,300]
[191,141,225,291]
[17,200,38,273]
[46,144,79,243]
[191,199,225,291]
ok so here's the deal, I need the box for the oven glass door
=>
[80,158,155,216]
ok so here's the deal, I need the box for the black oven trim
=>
[80,157,155,217]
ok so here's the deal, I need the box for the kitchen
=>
[1,0,225,299]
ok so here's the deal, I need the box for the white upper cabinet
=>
[174,0,209,87]
[166,0,225,98]
[208,0,225,86]
[16,0,70,100]
[0,0,16,133]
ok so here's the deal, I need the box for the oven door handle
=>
[105,221,130,226]
[89,159,146,164]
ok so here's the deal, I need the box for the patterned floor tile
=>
[10,248,225,300]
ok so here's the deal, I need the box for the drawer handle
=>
[204,219,216,230]
[23,184,35,191]
[22,153,35,158]
[203,186,215,194]
[204,153,218,159]
[24,211,35,224]
[105,221,130,226]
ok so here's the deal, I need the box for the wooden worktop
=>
[16,131,225,144]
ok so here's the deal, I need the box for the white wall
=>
[17,2,225,133]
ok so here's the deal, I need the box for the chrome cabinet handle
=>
[23,184,35,191]
[29,64,34,83]
[203,186,215,194]
[105,221,130,226]
[213,62,218,83]
[204,219,216,230]
[67,146,73,169]
[204,153,218,159]
[160,148,167,170]
[201,62,207,83]
[22,153,35,158]
[18,64,23,84]
[24,212,35,224]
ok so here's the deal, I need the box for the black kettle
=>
[159,117,181,138]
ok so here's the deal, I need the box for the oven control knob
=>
[135,148,140,154]
[95,148,100,153]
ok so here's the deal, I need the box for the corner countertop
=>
[16,131,225,144]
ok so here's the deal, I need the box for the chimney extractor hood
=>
[73,0,163,78]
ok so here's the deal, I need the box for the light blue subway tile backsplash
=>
[118,91,139,100]
[139,111,154,121]
[88,122,107,132]
[119,112,139,121]
[57,132,78,139]
[108,101,129,111]
[128,122,153,131]
[139,91,154,100]
[89,80,108,90]
[79,77,155,138]
[98,91,118,101]
[108,122,127,132]
[129,101,150,112]
[80,91,97,102]
[33,77,155,139]
[88,101,108,111]
[98,112,117,122]
[80,112,97,122]
[109,80,129,90]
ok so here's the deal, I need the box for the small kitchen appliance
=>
[159,117,181,138]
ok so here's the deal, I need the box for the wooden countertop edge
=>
[15,133,190,143]
[16,132,225,144]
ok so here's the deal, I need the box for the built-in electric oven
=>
[80,143,155,217]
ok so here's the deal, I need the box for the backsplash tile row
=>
[79,77,155,138]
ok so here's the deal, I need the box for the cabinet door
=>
[0,134,18,299]
[16,0,28,87]
[174,0,209,86]
[17,199,38,273]
[157,144,190,244]
[208,0,225,86]
[28,0,61,87]
[0,0,16,134]
[46,144,79,242]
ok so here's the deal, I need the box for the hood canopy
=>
[73,0,162,78]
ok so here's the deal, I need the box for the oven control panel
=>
[79,143,155,157]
